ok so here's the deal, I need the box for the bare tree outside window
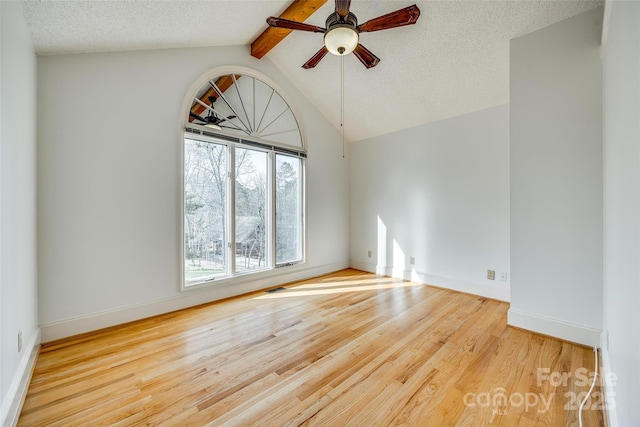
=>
[184,139,227,281]
[235,148,267,273]
[276,154,302,265]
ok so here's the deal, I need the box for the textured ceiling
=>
[21,0,603,142]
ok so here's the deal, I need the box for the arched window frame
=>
[180,66,307,291]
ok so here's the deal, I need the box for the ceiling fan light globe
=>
[204,123,222,131]
[324,27,358,56]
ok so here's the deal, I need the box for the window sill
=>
[181,261,306,292]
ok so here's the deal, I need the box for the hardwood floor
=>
[20,269,604,426]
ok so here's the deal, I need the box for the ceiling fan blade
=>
[357,4,421,33]
[302,46,329,69]
[266,17,325,33]
[335,0,351,18]
[189,112,207,123]
[217,115,237,124]
[353,44,380,69]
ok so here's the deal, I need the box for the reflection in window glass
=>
[189,74,303,149]
[276,154,302,265]
[235,148,268,273]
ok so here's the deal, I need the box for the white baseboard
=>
[409,270,510,302]
[1,328,40,427]
[599,341,619,427]
[507,308,601,347]
[348,260,385,276]
[350,260,510,302]
[40,262,348,342]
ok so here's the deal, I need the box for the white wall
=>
[0,1,39,425]
[37,45,349,341]
[602,1,640,425]
[509,7,604,346]
[349,105,510,301]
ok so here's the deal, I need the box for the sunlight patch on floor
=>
[295,278,401,289]
[254,280,425,299]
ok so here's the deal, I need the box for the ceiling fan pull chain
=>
[341,54,345,159]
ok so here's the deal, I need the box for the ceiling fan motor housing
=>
[324,12,359,55]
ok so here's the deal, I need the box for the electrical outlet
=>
[409,256,415,265]
[499,272,508,282]
[367,250,372,258]
[487,270,495,280]
[18,331,22,353]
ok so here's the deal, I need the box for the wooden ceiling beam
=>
[250,0,328,59]
[191,1,328,122]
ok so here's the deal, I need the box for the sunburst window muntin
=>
[184,67,306,151]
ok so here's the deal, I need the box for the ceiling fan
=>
[266,0,420,69]
[190,96,237,130]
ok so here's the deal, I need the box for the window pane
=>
[275,154,302,264]
[235,148,268,273]
[184,139,227,283]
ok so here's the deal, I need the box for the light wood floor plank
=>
[19,269,604,426]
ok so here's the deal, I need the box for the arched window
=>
[181,67,306,288]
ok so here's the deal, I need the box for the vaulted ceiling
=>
[21,0,603,142]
